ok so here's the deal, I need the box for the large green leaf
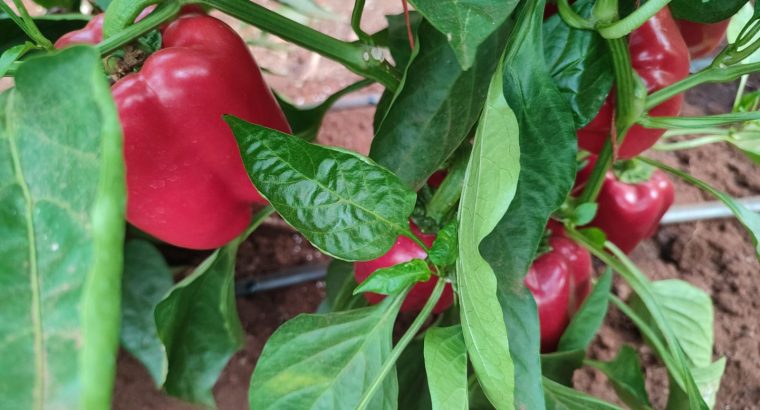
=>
[249,296,404,409]
[227,116,416,261]
[370,18,507,190]
[588,346,652,410]
[457,66,519,410]
[670,0,748,23]
[120,240,173,386]
[543,377,624,409]
[408,0,518,69]
[0,46,125,409]
[423,326,468,410]
[557,268,613,352]
[154,228,252,406]
[0,13,88,53]
[543,0,613,128]
[481,0,577,406]
[484,0,577,280]
[498,286,545,409]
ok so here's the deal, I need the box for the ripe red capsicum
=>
[578,8,690,159]
[56,10,290,249]
[354,223,454,313]
[524,224,592,352]
[577,157,675,254]
[675,18,729,59]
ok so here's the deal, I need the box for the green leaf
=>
[667,358,726,409]
[385,12,423,69]
[588,346,652,410]
[249,296,404,409]
[643,157,760,260]
[120,240,173,386]
[428,220,458,267]
[670,0,748,24]
[483,0,577,296]
[457,66,519,409]
[557,268,612,352]
[0,42,33,77]
[424,326,468,410]
[0,46,125,409]
[481,0,578,406]
[498,286,545,409]
[276,79,372,141]
[543,0,614,128]
[227,116,417,261]
[370,18,507,190]
[541,350,585,386]
[543,377,624,409]
[155,236,247,406]
[398,339,432,410]
[317,259,366,313]
[354,259,432,296]
[408,0,518,70]
[0,13,88,53]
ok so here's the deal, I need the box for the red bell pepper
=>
[578,8,690,159]
[354,223,454,313]
[57,11,290,249]
[577,157,675,254]
[524,225,592,352]
[675,18,730,59]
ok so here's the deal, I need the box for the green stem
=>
[98,2,181,55]
[639,112,760,129]
[557,0,593,29]
[242,206,275,240]
[579,36,637,203]
[356,278,446,410]
[3,1,53,49]
[733,75,750,111]
[426,145,470,223]
[198,0,400,91]
[597,0,671,39]
[608,295,676,370]
[654,135,729,151]
[351,0,372,43]
[661,128,730,138]
[646,62,760,111]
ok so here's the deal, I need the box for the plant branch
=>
[639,112,760,129]
[646,62,760,111]
[197,0,401,91]
[597,0,671,39]
[579,36,638,203]
[351,0,372,43]
[98,2,182,55]
[3,1,53,49]
[356,278,446,410]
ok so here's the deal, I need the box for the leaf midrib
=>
[5,92,45,410]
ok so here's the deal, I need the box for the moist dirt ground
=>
[21,0,755,408]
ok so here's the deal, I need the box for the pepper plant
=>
[2,0,760,409]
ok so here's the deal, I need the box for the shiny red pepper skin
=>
[578,8,690,159]
[354,224,454,313]
[57,12,290,249]
[675,18,729,59]
[524,228,592,352]
[577,158,675,254]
